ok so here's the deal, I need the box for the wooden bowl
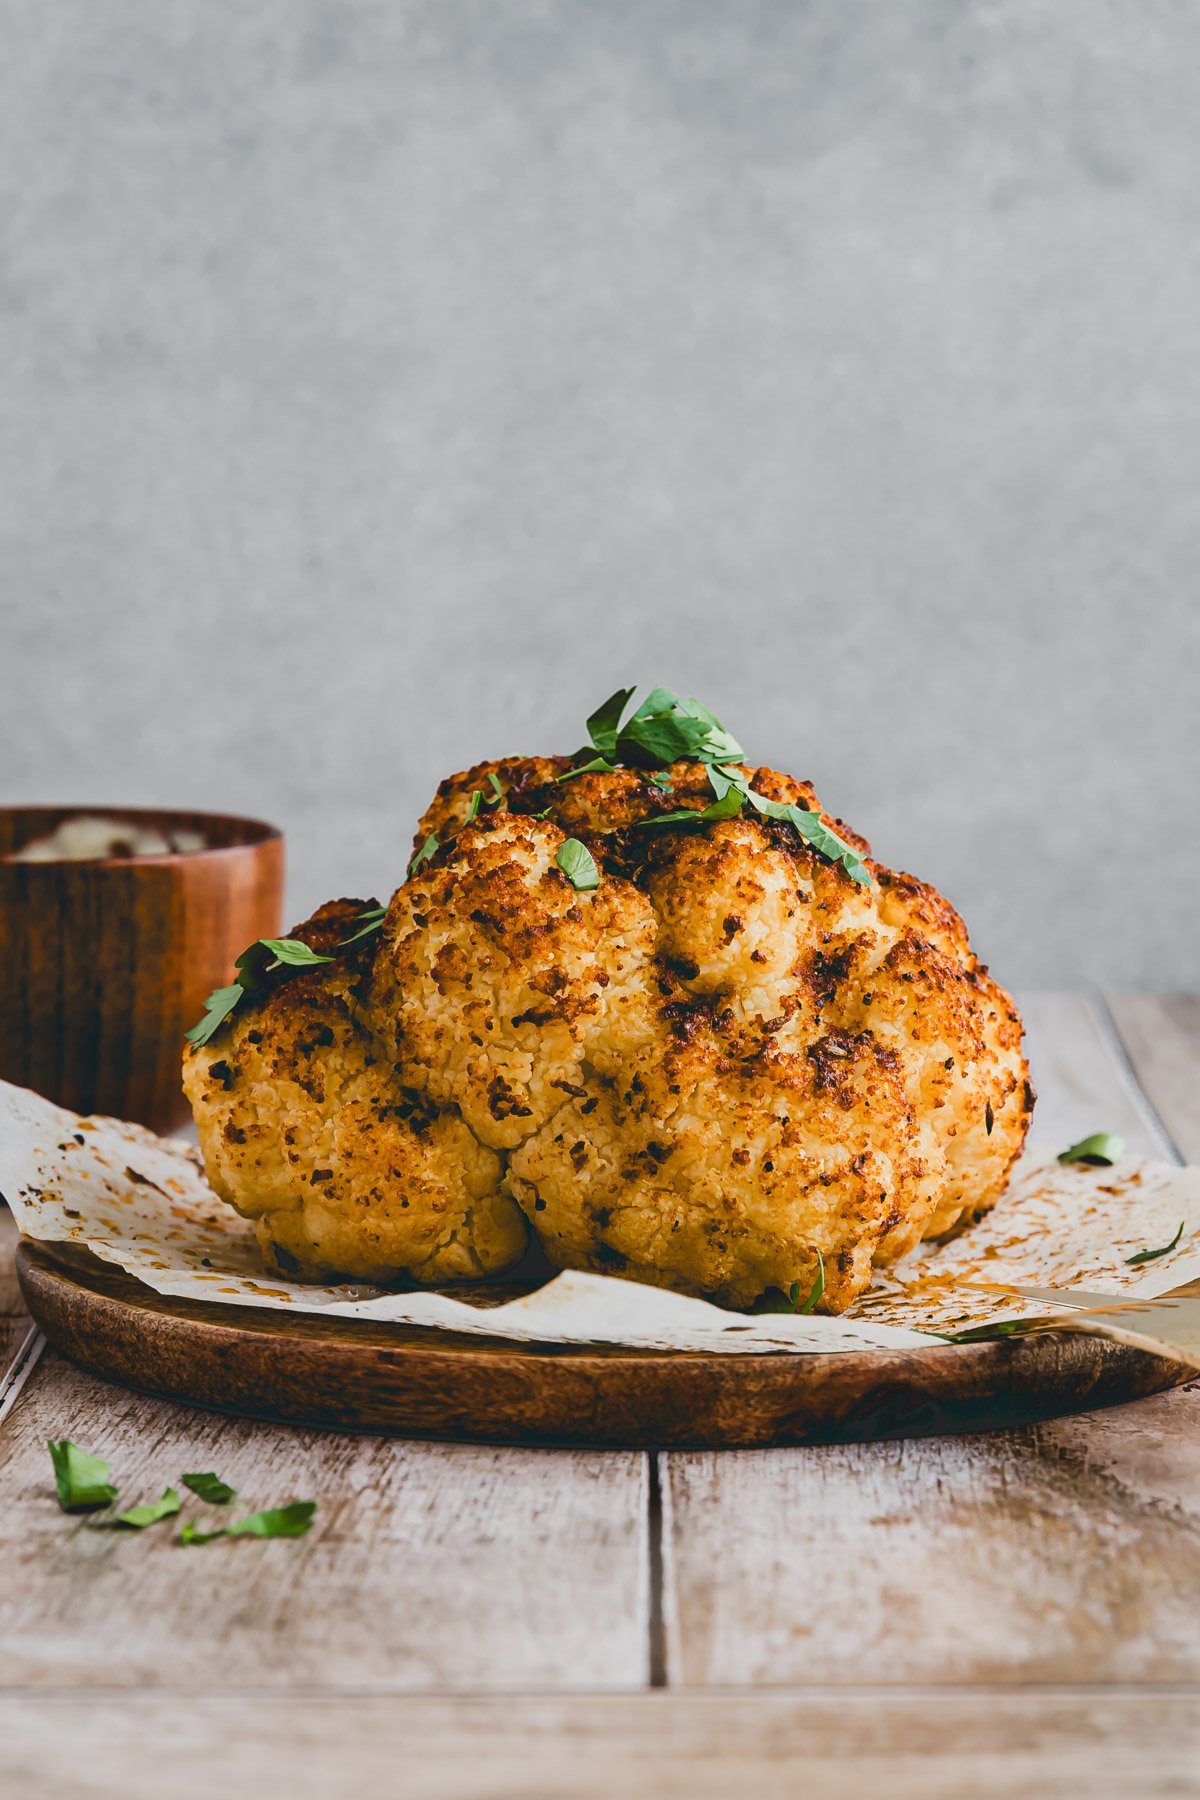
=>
[0,806,284,1134]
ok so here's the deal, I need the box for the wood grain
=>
[1,1691,1198,1800]
[662,1383,1200,1686]
[0,1207,23,1315]
[0,1350,649,1692]
[16,1239,1191,1450]
[1106,994,1200,1162]
[0,805,283,1133]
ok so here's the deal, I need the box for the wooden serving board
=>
[16,1238,1193,1447]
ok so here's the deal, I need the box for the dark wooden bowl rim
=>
[0,804,282,864]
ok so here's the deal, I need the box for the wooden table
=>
[2,994,1198,1798]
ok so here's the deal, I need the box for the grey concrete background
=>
[1,0,1196,986]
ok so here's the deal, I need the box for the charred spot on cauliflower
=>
[185,697,1032,1313]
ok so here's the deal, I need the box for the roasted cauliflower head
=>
[184,690,1032,1312]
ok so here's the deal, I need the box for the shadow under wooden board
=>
[16,1239,1194,1448]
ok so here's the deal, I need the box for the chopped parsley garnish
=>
[556,839,601,890]
[464,788,482,824]
[484,772,506,807]
[185,934,336,1048]
[338,905,388,947]
[182,1471,238,1505]
[632,784,745,830]
[180,1501,316,1545]
[1057,1132,1125,1167]
[257,938,334,971]
[565,688,871,885]
[184,984,244,1050]
[97,1488,181,1530]
[753,1249,825,1315]
[48,1440,119,1512]
[1126,1221,1185,1265]
[578,685,743,770]
[408,833,439,877]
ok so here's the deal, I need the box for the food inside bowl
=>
[9,815,208,861]
[182,687,1032,1314]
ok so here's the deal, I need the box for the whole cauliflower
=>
[184,691,1032,1313]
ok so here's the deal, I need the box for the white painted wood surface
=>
[0,1353,649,1693]
[2,1691,1198,1800]
[662,1384,1200,1686]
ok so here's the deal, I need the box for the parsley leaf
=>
[714,765,871,886]
[572,685,743,772]
[484,773,506,807]
[752,1251,825,1315]
[798,1248,826,1314]
[617,687,744,769]
[182,1471,237,1505]
[408,833,438,877]
[464,789,482,824]
[1126,1221,1185,1265]
[48,1440,119,1512]
[632,785,745,830]
[184,984,245,1049]
[180,1500,316,1545]
[338,905,387,947]
[556,839,601,890]
[554,755,616,783]
[257,938,334,971]
[97,1487,181,1530]
[1057,1132,1126,1167]
[585,687,637,760]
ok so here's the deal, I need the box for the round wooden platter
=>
[16,1238,1193,1448]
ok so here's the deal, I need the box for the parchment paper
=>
[2,1077,1198,1356]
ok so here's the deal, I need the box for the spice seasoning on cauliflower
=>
[183,687,1032,1312]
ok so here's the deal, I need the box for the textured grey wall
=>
[1,1,1196,986]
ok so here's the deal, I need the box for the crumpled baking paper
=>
[2,1077,1199,1357]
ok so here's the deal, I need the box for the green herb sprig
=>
[1126,1221,1185,1265]
[568,687,870,886]
[1057,1133,1126,1167]
[185,935,336,1049]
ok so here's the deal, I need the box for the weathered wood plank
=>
[662,1382,1200,1687]
[0,1207,43,1407]
[1018,991,1176,1158]
[0,1352,649,1692]
[1106,995,1200,1163]
[2,1690,1198,1800]
[0,1207,25,1315]
[661,990,1200,1689]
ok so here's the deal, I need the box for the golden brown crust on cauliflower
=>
[182,897,527,1284]
[185,754,1032,1312]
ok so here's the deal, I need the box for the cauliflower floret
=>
[182,898,527,1284]
[186,746,1032,1313]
